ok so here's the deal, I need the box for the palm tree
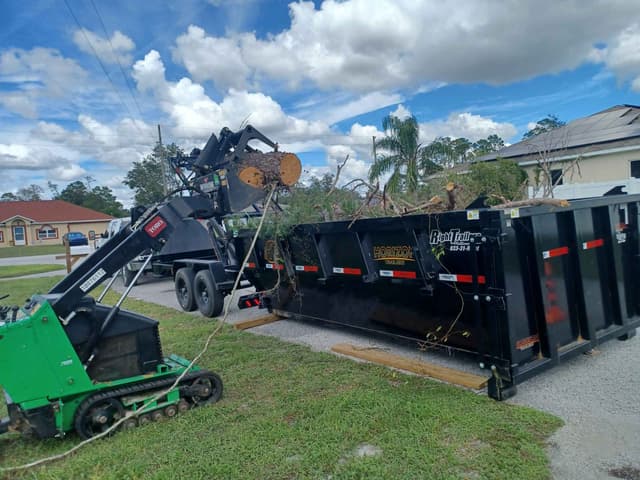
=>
[369,115,423,193]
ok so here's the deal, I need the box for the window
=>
[550,169,563,186]
[38,225,58,240]
[630,160,640,178]
[0,230,3,242]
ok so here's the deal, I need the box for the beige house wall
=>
[522,147,640,188]
[0,219,111,248]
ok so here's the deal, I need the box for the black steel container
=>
[244,194,640,399]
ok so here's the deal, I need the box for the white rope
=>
[1,185,277,473]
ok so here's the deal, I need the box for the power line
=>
[62,0,154,143]
[87,0,147,122]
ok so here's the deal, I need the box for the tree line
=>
[369,114,564,196]
[0,143,180,217]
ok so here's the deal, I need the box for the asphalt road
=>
[112,274,640,480]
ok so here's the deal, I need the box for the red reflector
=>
[582,239,604,250]
[266,263,284,270]
[332,267,361,275]
[456,274,486,284]
[542,246,569,259]
[245,262,256,269]
[380,270,417,279]
[295,265,319,272]
[439,273,486,284]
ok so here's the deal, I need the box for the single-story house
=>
[477,104,640,196]
[0,200,113,248]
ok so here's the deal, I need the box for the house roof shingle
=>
[0,200,113,223]
[478,104,640,162]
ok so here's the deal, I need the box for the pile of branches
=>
[261,156,568,237]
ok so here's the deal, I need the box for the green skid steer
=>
[0,196,223,439]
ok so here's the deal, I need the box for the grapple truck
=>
[0,125,301,439]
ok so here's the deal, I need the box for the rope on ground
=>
[0,185,277,474]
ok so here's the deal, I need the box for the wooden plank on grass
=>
[234,314,282,330]
[331,343,489,390]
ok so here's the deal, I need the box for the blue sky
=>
[1,0,639,204]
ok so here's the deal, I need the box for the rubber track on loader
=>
[73,369,220,439]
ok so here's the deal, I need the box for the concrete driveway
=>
[97,274,640,479]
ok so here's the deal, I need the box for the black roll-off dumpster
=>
[241,193,640,400]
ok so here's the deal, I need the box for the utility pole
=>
[372,136,377,162]
[157,124,168,196]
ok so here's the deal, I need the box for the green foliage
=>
[429,159,527,207]
[370,115,426,193]
[123,143,182,206]
[523,114,565,139]
[0,192,17,201]
[466,159,527,204]
[57,180,126,217]
[1,184,44,201]
[265,174,362,237]
[472,134,505,156]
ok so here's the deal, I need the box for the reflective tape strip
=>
[295,265,319,272]
[438,273,486,284]
[265,263,284,270]
[244,262,256,268]
[582,238,604,250]
[332,267,362,275]
[542,246,569,259]
[380,270,417,279]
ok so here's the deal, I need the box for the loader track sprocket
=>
[74,370,222,439]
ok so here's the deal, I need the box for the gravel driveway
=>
[110,275,640,480]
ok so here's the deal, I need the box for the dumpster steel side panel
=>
[256,194,640,398]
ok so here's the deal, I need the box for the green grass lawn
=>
[0,245,66,259]
[0,277,562,480]
[0,264,63,279]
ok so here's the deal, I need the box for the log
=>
[493,198,570,209]
[237,151,301,187]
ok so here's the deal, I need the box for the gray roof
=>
[478,105,640,161]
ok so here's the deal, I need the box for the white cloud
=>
[73,29,136,65]
[172,1,639,93]
[51,164,87,181]
[0,93,37,119]
[0,47,88,118]
[390,104,411,120]
[589,23,640,91]
[132,50,331,143]
[0,142,85,184]
[172,25,250,91]
[419,112,517,142]
[319,92,404,125]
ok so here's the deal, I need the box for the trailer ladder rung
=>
[331,343,489,390]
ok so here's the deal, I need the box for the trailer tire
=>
[194,270,223,318]
[175,268,197,312]
[121,266,137,287]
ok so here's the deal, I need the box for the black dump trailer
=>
[242,193,640,400]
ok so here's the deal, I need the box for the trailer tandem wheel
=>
[175,267,197,312]
[193,270,224,317]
